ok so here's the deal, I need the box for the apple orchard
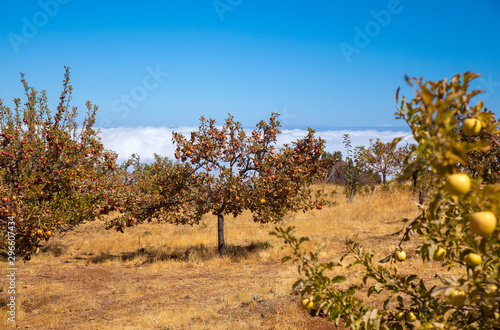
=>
[0,68,330,259]
[1,69,500,329]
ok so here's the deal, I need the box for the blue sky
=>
[1,1,499,160]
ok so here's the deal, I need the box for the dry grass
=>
[0,184,451,329]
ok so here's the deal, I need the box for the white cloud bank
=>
[98,126,415,163]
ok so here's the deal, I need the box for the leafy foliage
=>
[277,72,500,329]
[0,68,120,260]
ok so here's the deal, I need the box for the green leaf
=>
[407,275,419,283]
[347,285,359,295]
[378,254,392,263]
[418,279,427,292]
[391,136,404,146]
[332,276,347,284]
[299,236,310,244]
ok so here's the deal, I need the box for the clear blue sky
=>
[1,0,499,132]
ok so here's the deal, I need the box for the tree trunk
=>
[412,170,424,204]
[325,167,334,183]
[218,211,226,256]
[348,188,355,203]
[412,170,418,192]
[382,171,387,186]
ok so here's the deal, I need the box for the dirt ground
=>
[9,255,340,329]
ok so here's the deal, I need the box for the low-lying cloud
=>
[98,126,414,163]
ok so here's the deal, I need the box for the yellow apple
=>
[394,311,405,321]
[462,118,482,136]
[422,322,443,329]
[465,253,482,266]
[406,311,416,322]
[433,247,447,261]
[448,289,466,307]
[445,173,471,196]
[300,298,314,310]
[469,211,497,237]
[394,250,406,262]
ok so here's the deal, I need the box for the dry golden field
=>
[1,184,458,329]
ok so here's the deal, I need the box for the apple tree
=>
[179,114,331,255]
[274,72,500,329]
[105,114,330,256]
[0,67,121,260]
[356,138,410,186]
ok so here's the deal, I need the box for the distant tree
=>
[343,134,362,202]
[398,143,431,204]
[323,151,342,183]
[356,138,409,186]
